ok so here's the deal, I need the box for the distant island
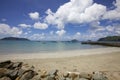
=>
[81,36,120,47]
[98,36,120,41]
[0,37,30,41]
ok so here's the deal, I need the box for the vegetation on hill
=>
[0,37,30,41]
[98,36,120,41]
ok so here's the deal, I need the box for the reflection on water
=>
[0,41,105,54]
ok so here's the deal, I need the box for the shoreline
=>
[0,47,120,60]
[0,47,120,79]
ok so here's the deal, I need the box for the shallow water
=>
[0,41,105,54]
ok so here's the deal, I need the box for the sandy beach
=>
[0,47,120,72]
[0,47,120,80]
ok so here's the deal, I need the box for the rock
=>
[12,62,23,69]
[46,69,59,80]
[0,76,11,80]
[40,70,48,78]
[8,69,19,80]
[59,77,66,80]
[29,75,41,80]
[67,72,79,80]
[48,69,58,76]
[79,72,92,80]
[17,69,26,77]
[0,68,10,78]
[0,60,13,68]
[92,71,108,80]
[47,75,55,80]
[18,70,38,80]
[63,72,69,78]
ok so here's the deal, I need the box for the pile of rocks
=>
[0,60,37,80]
[0,60,108,80]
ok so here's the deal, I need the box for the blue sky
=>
[0,0,120,41]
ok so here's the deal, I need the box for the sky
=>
[0,0,120,41]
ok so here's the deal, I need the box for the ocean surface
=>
[0,41,106,54]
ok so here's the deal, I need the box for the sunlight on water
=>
[0,41,105,54]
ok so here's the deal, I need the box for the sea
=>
[0,41,105,54]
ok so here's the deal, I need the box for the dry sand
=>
[0,47,120,79]
[0,47,120,72]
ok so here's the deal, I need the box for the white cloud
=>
[106,25,114,32]
[56,30,66,36]
[29,12,40,20]
[73,32,81,39]
[18,24,31,28]
[45,0,106,29]
[50,31,54,35]
[33,22,48,29]
[90,21,105,32]
[105,24,120,35]
[76,32,81,36]
[0,23,22,37]
[30,33,45,40]
[103,0,120,20]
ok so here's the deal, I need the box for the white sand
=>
[0,47,120,79]
[0,47,120,60]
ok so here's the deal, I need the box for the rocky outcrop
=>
[0,60,37,80]
[0,60,115,80]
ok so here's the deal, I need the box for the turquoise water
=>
[0,41,105,54]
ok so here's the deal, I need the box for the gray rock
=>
[17,69,26,77]
[48,69,58,76]
[0,60,13,68]
[92,71,108,80]
[46,69,59,80]
[18,70,38,80]
[0,76,11,80]
[47,75,55,80]
[12,62,23,69]
[8,69,19,80]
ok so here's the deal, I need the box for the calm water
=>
[0,41,105,54]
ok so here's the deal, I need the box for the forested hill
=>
[98,36,120,41]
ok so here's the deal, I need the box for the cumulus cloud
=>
[90,21,105,32]
[50,31,54,35]
[29,12,40,20]
[33,22,48,29]
[18,24,31,28]
[45,0,106,29]
[30,33,45,40]
[0,23,22,37]
[106,24,120,35]
[73,32,81,39]
[56,30,66,36]
[103,0,120,20]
